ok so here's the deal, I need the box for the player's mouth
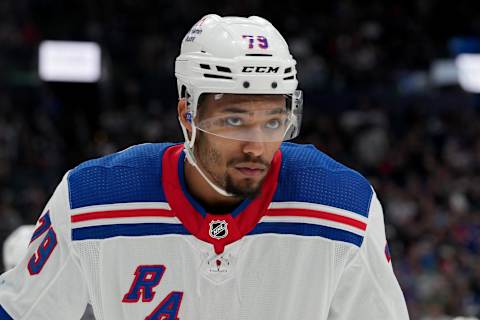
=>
[233,163,267,177]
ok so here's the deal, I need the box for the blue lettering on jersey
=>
[385,242,392,263]
[122,265,166,303]
[0,305,14,320]
[30,211,52,244]
[145,292,184,320]
[122,264,184,318]
[28,227,58,275]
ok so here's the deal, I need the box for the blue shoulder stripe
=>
[248,222,363,247]
[68,143,175,209]
[276,143,373,218]
[72,223,190,240]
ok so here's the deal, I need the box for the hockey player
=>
[0,14,409,319]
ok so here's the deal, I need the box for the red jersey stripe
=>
[266,208,367,231]
[71,208,174,223]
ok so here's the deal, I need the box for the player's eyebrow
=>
[220,107,249,113]
[219,106,286,114]
[267,107,287,115]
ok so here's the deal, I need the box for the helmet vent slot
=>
[283,76,295,80]
[245,53,273,57]
[284,67,292,74]
[203,74,233,80]
[216,66,232,73]
[200,64,211,70]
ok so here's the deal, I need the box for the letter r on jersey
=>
[122,265,166,303]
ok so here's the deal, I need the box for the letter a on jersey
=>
[122,264,184,318]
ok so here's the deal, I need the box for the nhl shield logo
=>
[209,220,228,239]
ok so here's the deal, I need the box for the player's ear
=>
[177,98,192,133]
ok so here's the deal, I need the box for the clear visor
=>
[194,90,303,142]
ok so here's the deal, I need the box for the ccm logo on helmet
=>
[242,66,280,73]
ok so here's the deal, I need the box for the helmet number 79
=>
[242,35,269,49]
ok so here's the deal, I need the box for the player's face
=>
[194,94,285,199]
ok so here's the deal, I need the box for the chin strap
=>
[179,117,235,197]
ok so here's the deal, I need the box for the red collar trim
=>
[162,144,281,254]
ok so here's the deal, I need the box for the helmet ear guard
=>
[179,86,196,125]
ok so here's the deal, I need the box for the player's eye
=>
[226,117,243,127]
[265,119,281,130]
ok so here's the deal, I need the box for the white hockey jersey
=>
[0,142,409,319]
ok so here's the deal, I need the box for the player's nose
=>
[242,140,265,157]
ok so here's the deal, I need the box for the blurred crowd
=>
[1,0,480,319]
[299,96,480,320]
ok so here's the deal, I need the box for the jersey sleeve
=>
[0,173,89,320]
[327,190,410,320]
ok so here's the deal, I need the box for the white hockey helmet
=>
[175,14,302,196]
[175,14,302,139]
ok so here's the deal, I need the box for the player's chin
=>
[225,175,263,199]
[240,178,262,190]
[231,174,264,191]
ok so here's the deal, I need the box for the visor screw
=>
[243,81,250,88]
[271,81,278,89]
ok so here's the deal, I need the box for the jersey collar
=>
[162,144,281,254]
